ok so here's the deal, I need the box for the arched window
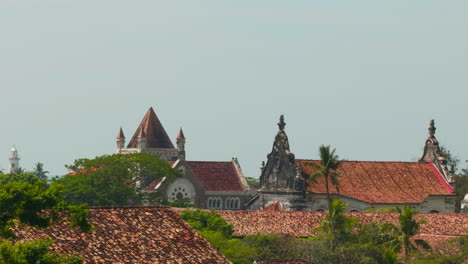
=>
[430,210,439,213]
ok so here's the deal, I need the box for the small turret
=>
[9,145,20,173]
[176,128,186,160]
[137,127,147,150]
[116,127,126,153]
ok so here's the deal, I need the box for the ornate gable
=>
[419,120,452,184]
[260,115,305,191]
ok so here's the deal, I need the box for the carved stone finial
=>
[278,115,286,131]
[260,161,265,172]
[429,119,436,138]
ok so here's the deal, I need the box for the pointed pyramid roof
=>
[116,127,125,139]
[127,107,175,149]
[177,128,185,140]
[137,126,146,138]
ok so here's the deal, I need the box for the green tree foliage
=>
[57,153,181,206]
[0,173,91,263]
[0,173,45,186]
[396,206,430,260]
[180,209,234,237]
[306,145,342,209]
[180,209,256,264]
[0,239,82,264]
[245,177,260,189]
[243,234,298,260]
[438,146,468,213]
[364,207,400,212]
[32,162,49,181]
[166,198,193,208]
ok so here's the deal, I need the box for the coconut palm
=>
[33,162,49,181]
[306,145,342,210]
[396,205,430,260]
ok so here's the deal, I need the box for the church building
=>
[116,107,253,210]
[249,116,457,213]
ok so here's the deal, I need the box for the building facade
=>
[249,116,457,213]
[117,107,253,209]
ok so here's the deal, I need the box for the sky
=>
[1,1,467,178]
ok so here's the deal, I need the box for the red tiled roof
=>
[67,167,99,176]
[219,211,468,239]
[14,206,231,264]
[255,260,313,264]
[144,178,163,191]
[297,160,455,204]
[127,107,175,149]
[188,161,246,192]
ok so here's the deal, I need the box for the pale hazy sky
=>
[1,1,467,178]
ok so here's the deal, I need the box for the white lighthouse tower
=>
[9,145,20,173]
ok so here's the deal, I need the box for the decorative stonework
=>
[419,120,452,184]
[259,115,305,191]
[167,178,196,202]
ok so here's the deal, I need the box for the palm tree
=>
[33,162,49,181]
[396,205,430,260]
[306,145,342,210]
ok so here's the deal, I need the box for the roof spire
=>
[429,119,436,138]
[177,127,185,140]
[278,115,286,131]
[117,127,125,139]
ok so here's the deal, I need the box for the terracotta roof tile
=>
[127,107,175,149]
[297,160,455,204]
[219,211,468,239]
[14,206,231,264]
[256,260,314,264]
[188,161,246,192]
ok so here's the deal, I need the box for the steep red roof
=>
[14,206,231,264]
[297,160,455,204]
[127,107,175,149]
[219,211,468,239]
[188,161,246,192]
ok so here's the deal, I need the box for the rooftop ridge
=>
[296,159,424,164]
[88,205,169,209]
[187,160,235,163]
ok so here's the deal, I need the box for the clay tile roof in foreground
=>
[255,260,314,264]
[127,107,175,149]
[218,211,468,240]
[14,206,231,264]
[188,161,246,192]
[297,160,455,204]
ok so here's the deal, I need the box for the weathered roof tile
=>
[14,206,231,264]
